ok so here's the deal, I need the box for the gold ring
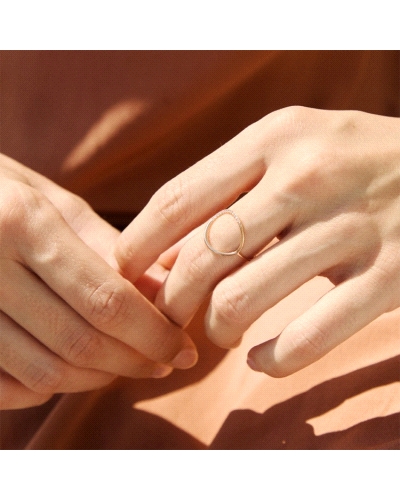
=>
[204,209,250,260]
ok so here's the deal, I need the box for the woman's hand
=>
[115,107,400,377]
[0,154,197,409]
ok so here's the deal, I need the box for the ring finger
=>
[154,182,295,327]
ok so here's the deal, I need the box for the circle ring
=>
[204,209,248,259]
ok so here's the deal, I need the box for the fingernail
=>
[247,355,262,372]
[171,347,198,369]
[152,364,174,378]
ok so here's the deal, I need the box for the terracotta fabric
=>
[2,50,399,213]
[0,50,399,449]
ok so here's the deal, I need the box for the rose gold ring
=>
[204,209,251,261]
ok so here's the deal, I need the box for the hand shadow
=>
[2,310,398,449]
[209,355,400,449]
[23,355,398,449]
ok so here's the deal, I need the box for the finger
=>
[3,155,121,262]
[154,184,294,327]
[133,230,200,303]
[0,310,115,395]
[36,182,121,263]
[4,183,197,369]
[134,262,169,303]
[0,259,173,379]
[204,214,360,348]
[0,371,53,410]
[247,266,394,377]
[157,227,202,270]
[115,122,267,282]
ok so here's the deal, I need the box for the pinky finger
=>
[247,268,395,377]
[0,370,53,410]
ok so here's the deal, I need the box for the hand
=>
[115,107,400,377]
[0,154,197,410]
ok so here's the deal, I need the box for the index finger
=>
[115,121,266,283]
[8,188,197,369]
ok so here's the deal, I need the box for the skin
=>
[0,154,197,410]
[115,106,400,377]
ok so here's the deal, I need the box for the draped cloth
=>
[0,50,399,449]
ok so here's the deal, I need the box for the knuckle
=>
[23,360,64,394]
[255,318,331,380]
[332,109,361,136]
[0,181,43,238]
[153,176,191,226]
[86,281,129,328]
[59,191,93,222]
[278,153,339,215]
[277,105,307,125]
[211,280,252,327]
[286,320,328,360]
[283,152,328,196]
[263,105,308,136]
[333,214,376,262]
[59,328,101,367]
[178,241,209,283]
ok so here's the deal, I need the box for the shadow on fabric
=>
[209,355,400,449]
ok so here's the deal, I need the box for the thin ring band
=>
[204,209,251,261]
